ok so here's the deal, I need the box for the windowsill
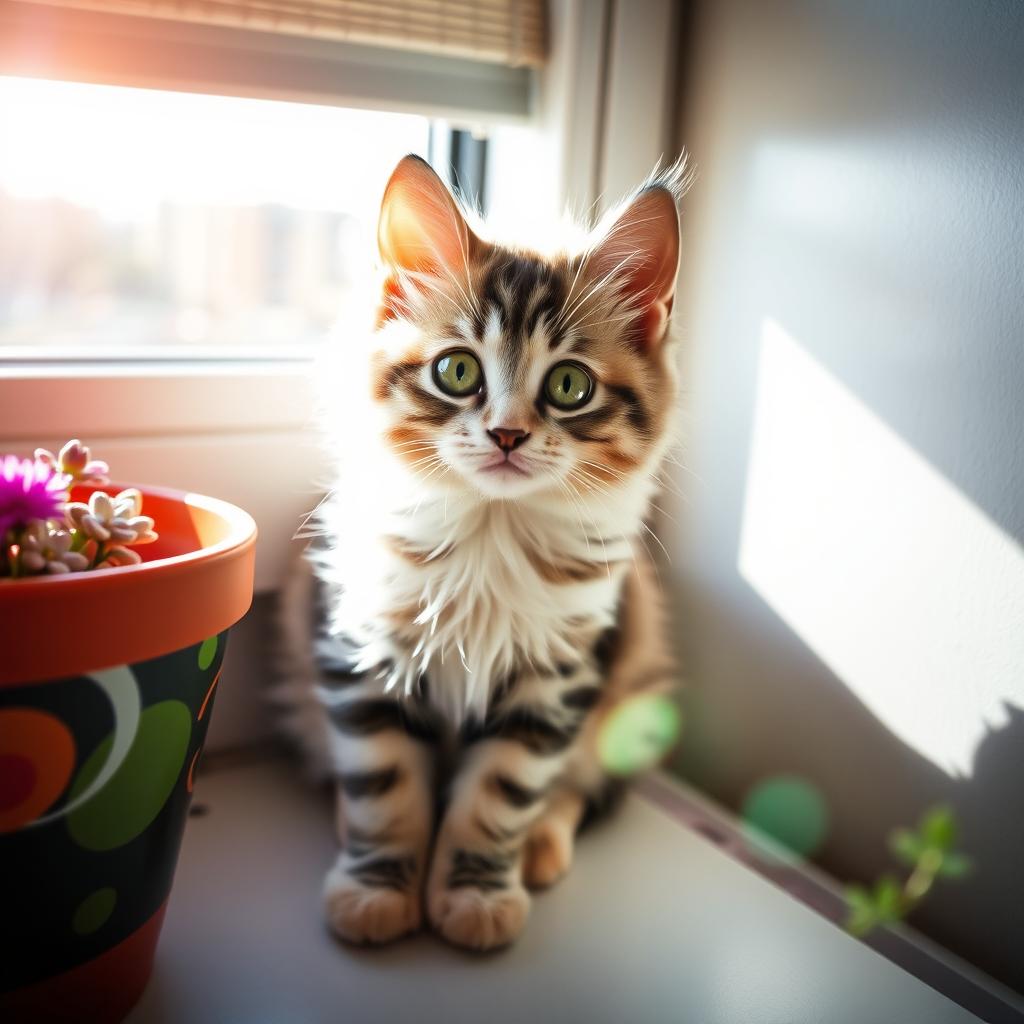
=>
[123,752,1003,1024]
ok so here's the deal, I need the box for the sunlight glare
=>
[0,76,430,220]
[739,318,1024,778]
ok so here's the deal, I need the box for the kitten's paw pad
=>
[429,885,529,950]
[323,868,421,945]
[523,826,573,889]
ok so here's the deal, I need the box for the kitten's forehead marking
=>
[455,314,477,345]
[482,306,503,347]
[477,254,565,390]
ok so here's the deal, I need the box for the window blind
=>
[11,0,546,67]
[0,0,544,120]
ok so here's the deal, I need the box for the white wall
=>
[668,0,1024,991]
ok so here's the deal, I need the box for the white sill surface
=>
[126,755,982,1024]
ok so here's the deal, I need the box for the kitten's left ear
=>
[586,186,681,349]
[378,154,483,277]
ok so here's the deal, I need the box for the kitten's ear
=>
[586,186,681,349]
[378,154,482,277]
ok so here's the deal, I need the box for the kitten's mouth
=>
[478,454,531,477]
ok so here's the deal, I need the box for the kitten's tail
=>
[270,543,337,780]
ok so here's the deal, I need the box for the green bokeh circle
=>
[72,887,117,935]
[741,775,829,858]
[198,635,218,670]
[67,701,192,851]
[597,694,681,776]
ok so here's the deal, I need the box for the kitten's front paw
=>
[523,824,573,889]
[428,884,530,951]
[323,859,422,945]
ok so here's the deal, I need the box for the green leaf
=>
[844,884,874,911]
[916,846,944,877]
[920,805,957,850]
[873,876,904,921]
[889,827,925,866]
[846,904,879,937]
[936,852,973,879]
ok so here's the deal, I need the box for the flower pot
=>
[0,483,256,1024]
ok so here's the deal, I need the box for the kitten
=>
[277,154,685,951]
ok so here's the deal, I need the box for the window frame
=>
[0,0,680,597]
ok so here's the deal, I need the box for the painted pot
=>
[0,484,256,1024]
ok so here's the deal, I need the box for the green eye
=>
[433,351,482,396]
[545,362,594,410]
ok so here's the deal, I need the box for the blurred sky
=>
[0,76,430,219]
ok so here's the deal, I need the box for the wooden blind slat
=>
[12,0,548,67]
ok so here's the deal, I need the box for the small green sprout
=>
[844,805,972,937]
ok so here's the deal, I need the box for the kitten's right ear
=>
[378,155,482,278]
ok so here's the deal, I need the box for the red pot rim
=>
[0,482,257,686]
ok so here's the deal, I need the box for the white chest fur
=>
[321,486,647,723]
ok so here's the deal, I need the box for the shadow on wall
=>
[669,0,1024,992]
[672,308,1024,993]
[673,315,1023,993]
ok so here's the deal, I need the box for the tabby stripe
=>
[448,848,515,891]
[491,773,546,808]
[407,383,459,425]
[313,634,364,684]
[606,383,650,434]
[560,404,617,443]
[316,672,363,690]
[449,848,515,873]
[338,766,400,799]
[525,283,561,340]
[593,626,621,671]
[560,686,602,711]
[463,707,577,755]
[348,855,416,891]
[374,359,421,402]
[376,359,457,425]
[487,256,550,344]
[472,815,524,843]
[580,778,629,832]
[329,699,440,742]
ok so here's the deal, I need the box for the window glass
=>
[0,77,432,350]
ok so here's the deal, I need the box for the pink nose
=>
[488,427,530,453]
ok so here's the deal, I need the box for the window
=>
[0,76,433,353]
[0,0,623,600]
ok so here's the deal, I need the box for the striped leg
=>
[322,690,439,945]
[426,667,600,950]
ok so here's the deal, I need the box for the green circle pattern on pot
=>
[67,701,192,852]
[198,636,218,670]
[72,887,117,936]
[0,475,253,1011]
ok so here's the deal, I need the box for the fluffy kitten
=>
[278,154,685,951]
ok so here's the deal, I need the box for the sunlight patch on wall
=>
[739,318,1024,778]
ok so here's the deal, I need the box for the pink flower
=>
[35,439,110,486]
[0,456,68,535]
